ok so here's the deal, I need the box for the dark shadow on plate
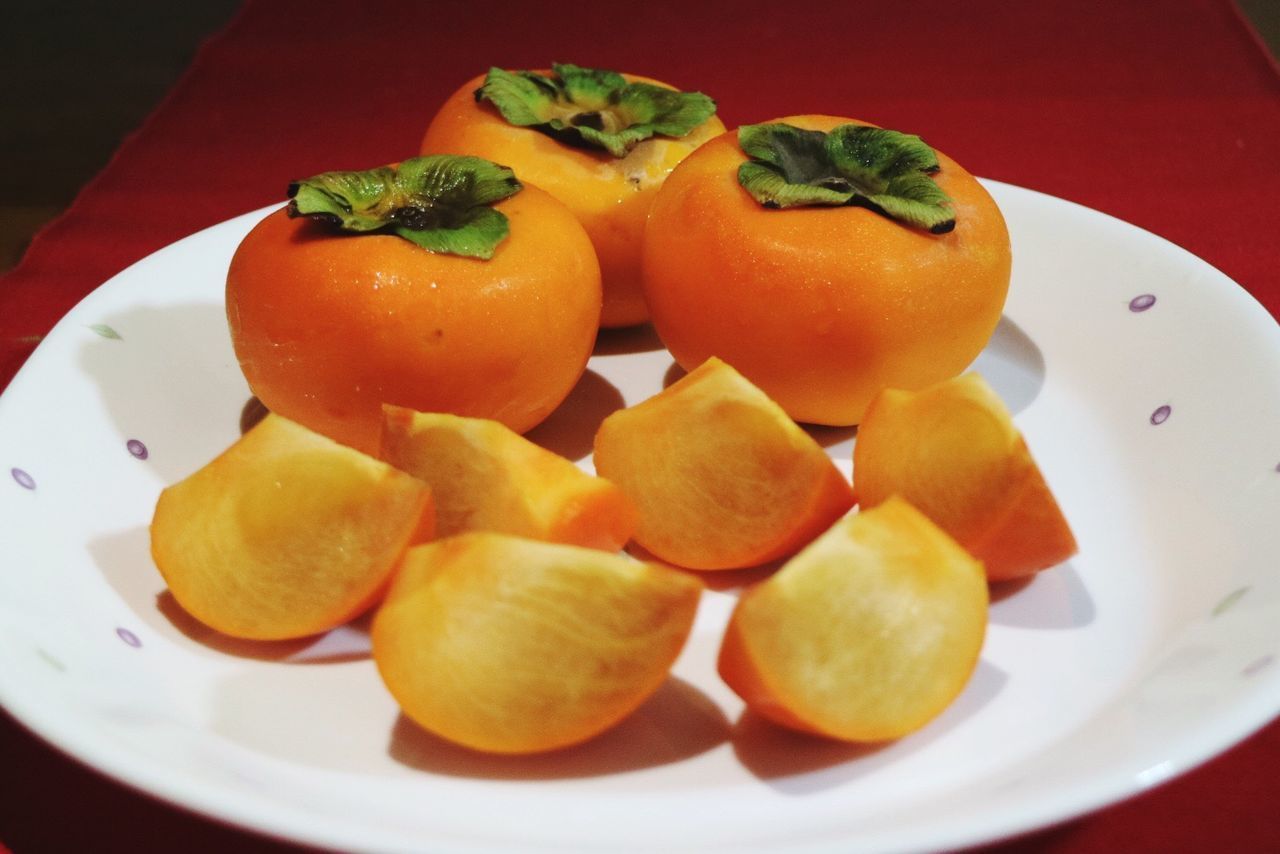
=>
[387,676,729,780]
[970,315,1046,417]
[662,360,687,389]
[988,561,1094,630]
[155,592,314,661]
[592,323,666,356]
[731,711,888,781]
[240,396,269,433]
[524,368,624,462]
[733,659,1008,794]
[156,592,372,664]
[90,525,371,663]
[803,423,858,450]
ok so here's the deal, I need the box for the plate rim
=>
[2,179,1280,853]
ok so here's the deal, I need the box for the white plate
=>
[2,181,1279,853]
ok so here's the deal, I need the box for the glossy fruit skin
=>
[420,73,725,328]
[642,115,1011,426]
[226,186,601,455]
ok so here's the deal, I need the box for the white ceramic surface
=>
[2,181,1279,853]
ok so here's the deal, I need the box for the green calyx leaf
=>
[736,123,956,233]
[287,155,523,259]
[475,63,717,158]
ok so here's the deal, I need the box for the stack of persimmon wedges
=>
[152,62,1077,756]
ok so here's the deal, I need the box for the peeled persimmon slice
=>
[718,497,988,742]
[853,372,1077,581]
[150,414,435,640]
[379,405,635,551]
[592,357,854,570]
[373,532,702,754]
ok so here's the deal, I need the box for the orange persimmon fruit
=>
[642,114,1011,426]
[420,63,724,328]
[592,357,854,570]
[226,155,601,456]
[379,405,636,551]
[372,532,702,754]
[718,497,988,742]
[150,414,435,641]
[853,372,1077,581]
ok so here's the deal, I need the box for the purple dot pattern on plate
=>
[116,628,142,648]
[1129,293,1157,312]
[1243,654,1274,678]
[11,467,35,490]
[126,439,149,460]
[1150,405,1171,425]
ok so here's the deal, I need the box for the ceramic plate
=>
[2,181,1279,853]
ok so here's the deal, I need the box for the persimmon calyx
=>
[737,123,956,233]
[475,63,717,158]
[287,155,523,259]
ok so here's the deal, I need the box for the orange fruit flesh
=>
[372,533,702,754]
[718,497,988,741]
[854,373,1077,580]
[421,72,726,328]
[592,357,854,570]
[641,114,1011,425]
[150,414,435,640]
[379,405,635,551]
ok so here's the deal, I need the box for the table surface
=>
[3,0,1279,850]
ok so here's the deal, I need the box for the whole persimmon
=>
[420,63,724,328]
[642,116,1011,426]
[226,155,601,455]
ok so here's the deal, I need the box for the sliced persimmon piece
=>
[718,497,988,742]
[379,406,635,551]
[592,357,854,570]
[372,532,702,754]
[853,372,1077,581]
[150,414,435,640]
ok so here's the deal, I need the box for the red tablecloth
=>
[3,0,1278,850]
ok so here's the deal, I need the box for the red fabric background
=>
[2,0,1279,850]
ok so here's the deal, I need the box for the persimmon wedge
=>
[379,405,635,551]
[854,372,1077,581]
[150,414,435,640]
[372,533,702,754]
[718,497,988,742]
[592,357,854,570]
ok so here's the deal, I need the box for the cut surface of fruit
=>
[150,414,435,640]
[854,372,1077,580]
[379,406,635,551]
[592,357,854,570]
[718,497,988,742]
[372,533,702,754]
